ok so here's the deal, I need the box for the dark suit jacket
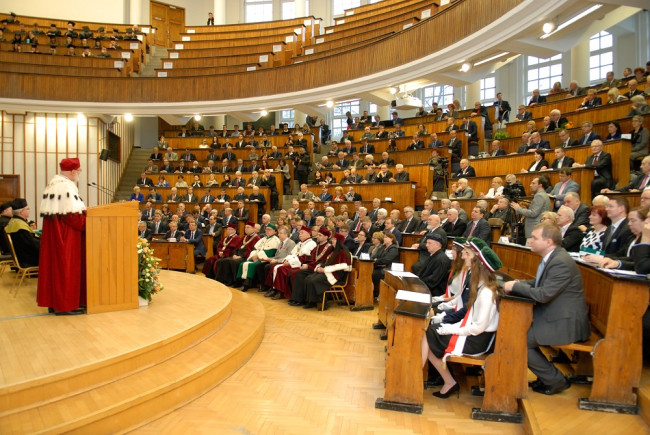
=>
[561,224,584,252]
[394,172,410,182]
[493,100,512,121]
[550,156,575,169]
[386,227,402,245]
[454,166,476,178]
[515,111,533,121]
[528,95,547,105]
[149,221,168,234]
[578,133,601,145]
[442,219,467,237]
[618,172,650,192]
[490,149,506,157]
[359,144,375,154]
[461,120,479,142]
[462,219,491,242]
[584,151,612,186]
[407,140,424,150]
[163,229,184,240]
[512,247,590,345]
[234,207,250,221]
[572,203,590,228]
[398,217,419,234]
[181,153,197,161]
[138,229,153,242]
[137,177,154,187]
[379,158,395,166]
[185,229,207,257]
[578,97,602,109]
[603,219,634,257]
[429,139,444,148]
[418,249,451,296]
[528,159,549,172]
[558,139,579,148]
[446,138,462,162]
[221,151,236,161]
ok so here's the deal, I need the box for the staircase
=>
[138,46,168,77]
[116,148,152,200]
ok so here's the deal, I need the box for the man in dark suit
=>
[607,156,650,192]
[344,186,362,202]
[505,224,590,395]
[528,89,547,106]
[556,129,578,148]
[398,207,419,233]
[410,214,447,275]
[577,89,602,110]
[493,92,511,122]
[446,130,462,165]
[489,140,506,157]
[442,208,466,237]
[383,218,402,245]
[577,121,601,146]
[378,151,395,167]
[333,151,349,169]
[146,187,163,203]
[454,159,476,178]
[221,146,236,161]
[149,212,168,234]
[200,189,215,203]
[417,233,452,296]
[182,220,207,261]
[548,110,569,132]
[315,185,333,202]
[407,134,424,150]
[526,132,551,152]
[460,117,479,143]
[428,133,444,148]
[181,148,196,161]
[359,140,375,155]
[137,221,153,242]
[566,80,587,98]
[163,221,184,240]
[573,140,612,198]
[601,196,634,257]
[549,147,575,169]
[557,206,584,252]
[444,118,459,133]
[137,172,154,187]
[234,202,250,222]
[562,193,590,230]
[391,164,410,182]
[461,206,491,242]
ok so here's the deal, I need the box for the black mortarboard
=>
[1,20,8,24]
[126,28,133,33]
[50,23,56,27]
[50,44,56,49]
[82,26,90,31]
[67,43,74,48]
[112,28,119,33]
[98,26,104,32]
[11,198,27,210]
[10,12,17,17]
[0,201,12,212]
[68,21,75,26]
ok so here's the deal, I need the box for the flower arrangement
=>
[138,238,163,302]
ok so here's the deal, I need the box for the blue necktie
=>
[535,260,546,287]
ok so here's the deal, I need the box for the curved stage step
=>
[0,271,264,434]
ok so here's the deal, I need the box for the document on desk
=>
[598,268,648,279]
[396,290,431,304]
[390,271,417,278]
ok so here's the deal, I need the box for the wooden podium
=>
[86,202,140,314]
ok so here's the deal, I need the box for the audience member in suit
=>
[383,218,402,245]
[600,197,634,257]
[351,229,372,257]
[524,150,549,172]
[359,140,375,155]
[234,203,250,222]
[378,153,396,166]
[566,80,587,98]
[504,224,590,395]
[489,140,506,157]
[374,165,393,183]
[557,129,578,148]
[391,164,410,182]
[140,204,156,222]
[446,130,462,165]
[454,159,476,178]
[410,214,448,275]
[444,117,459,133]
[606,155,650,193]
[598,207,650,275]
[577,122,601,145]
[572,140,612,199]
[514,105,533,121]
[180,149,196,161]
[528,89,547,106]
[449,178,476,200]
[407,135,424,150]
[137,221,153,242]
[623,79,643,99]
[548,168,580,210]
[137,173,154,187]
[512,175,551,238]
[629,115,649,170]
[315,185,333,202]
[149,213,168,235]
[460,117,479,143]
[163,221,184,241]
[397,208,419,234]
[462,207,491,242]
[493,93,512,122]
[182,220,207,260]
[556,206,584,252]
[549,147,575,170]
[562,193,590,231]
[429,133,444,148]
[442,208,467,237]
[183,188,198,203]
[577,89,602,110]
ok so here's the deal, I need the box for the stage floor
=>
[0,270,231,390]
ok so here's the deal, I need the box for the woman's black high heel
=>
[433,383,460,399]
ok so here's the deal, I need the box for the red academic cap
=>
[60,157,80,171]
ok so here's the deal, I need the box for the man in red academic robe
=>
[37,157,87,315]
[202,223,241,278]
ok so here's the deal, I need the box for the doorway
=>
[150,0,185,47]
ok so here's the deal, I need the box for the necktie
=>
[355,220,361,231]
[239,209,243,217]
[534,260,546,287]
[639,175,649,189]
[604,226,615,248]
[468,222,477,236]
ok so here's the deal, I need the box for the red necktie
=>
[469,222,476,236]
[355,220,361,231]
[640,175,649,189]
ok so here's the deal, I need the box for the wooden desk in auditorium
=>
[492,242,649,413]
[146,186,270,214]
[149,240,195,273]
[165,135,314,156]
[295,200,394,215]
[344,258,374,311]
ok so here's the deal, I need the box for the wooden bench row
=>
[164,134,313,154]
[137,186,271,214]
[184,16,321,40]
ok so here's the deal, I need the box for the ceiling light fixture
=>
[540,4,602,39]
[193,114,202,121]
[473,52,510,67]
[260,110,268,116]
[389,87,398,95]
[124,113,133,122]
[459,63,472,72]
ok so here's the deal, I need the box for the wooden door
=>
[150,0,185,47]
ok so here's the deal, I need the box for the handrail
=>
[0,0,523,104]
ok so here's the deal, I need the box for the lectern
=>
[86,202,140,314]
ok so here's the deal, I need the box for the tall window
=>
[332,99,360,138]
[282,1,295,20]
[479,76,496,102]
[422,85,454,109]
[279,109,295,128]
[589,31,613,83]
[333,0,361,16]
[526,54,562,100]
[245,0,273,23]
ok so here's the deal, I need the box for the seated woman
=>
[351,229,372,257]
[161,204,173,222]
[175,175,188,188]
[299,232,352,310]
[220,174,231,187]
[332,186,346,201]
[322,172,336,185]
[191,174,204,188]
[629,114,649,170]
[371,232,399,296]
[386,139,399,153]
[130,186,144,202]
[523,150,549,172]
[549,81,565,95]
[604,121,622,141]
[156,174,169,187]
[313,169,323,185]
[481,177,504,199]
[421,238,502,398]
[540,211,557,225]
[606,88,626,105]
[524,120,537,135]
[209,136,220,149]
[205,174,218,187]
[416,123,429,137]
[578,205,610,255]
[591,207,649,271]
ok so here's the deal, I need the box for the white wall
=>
[0,112,133,226]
